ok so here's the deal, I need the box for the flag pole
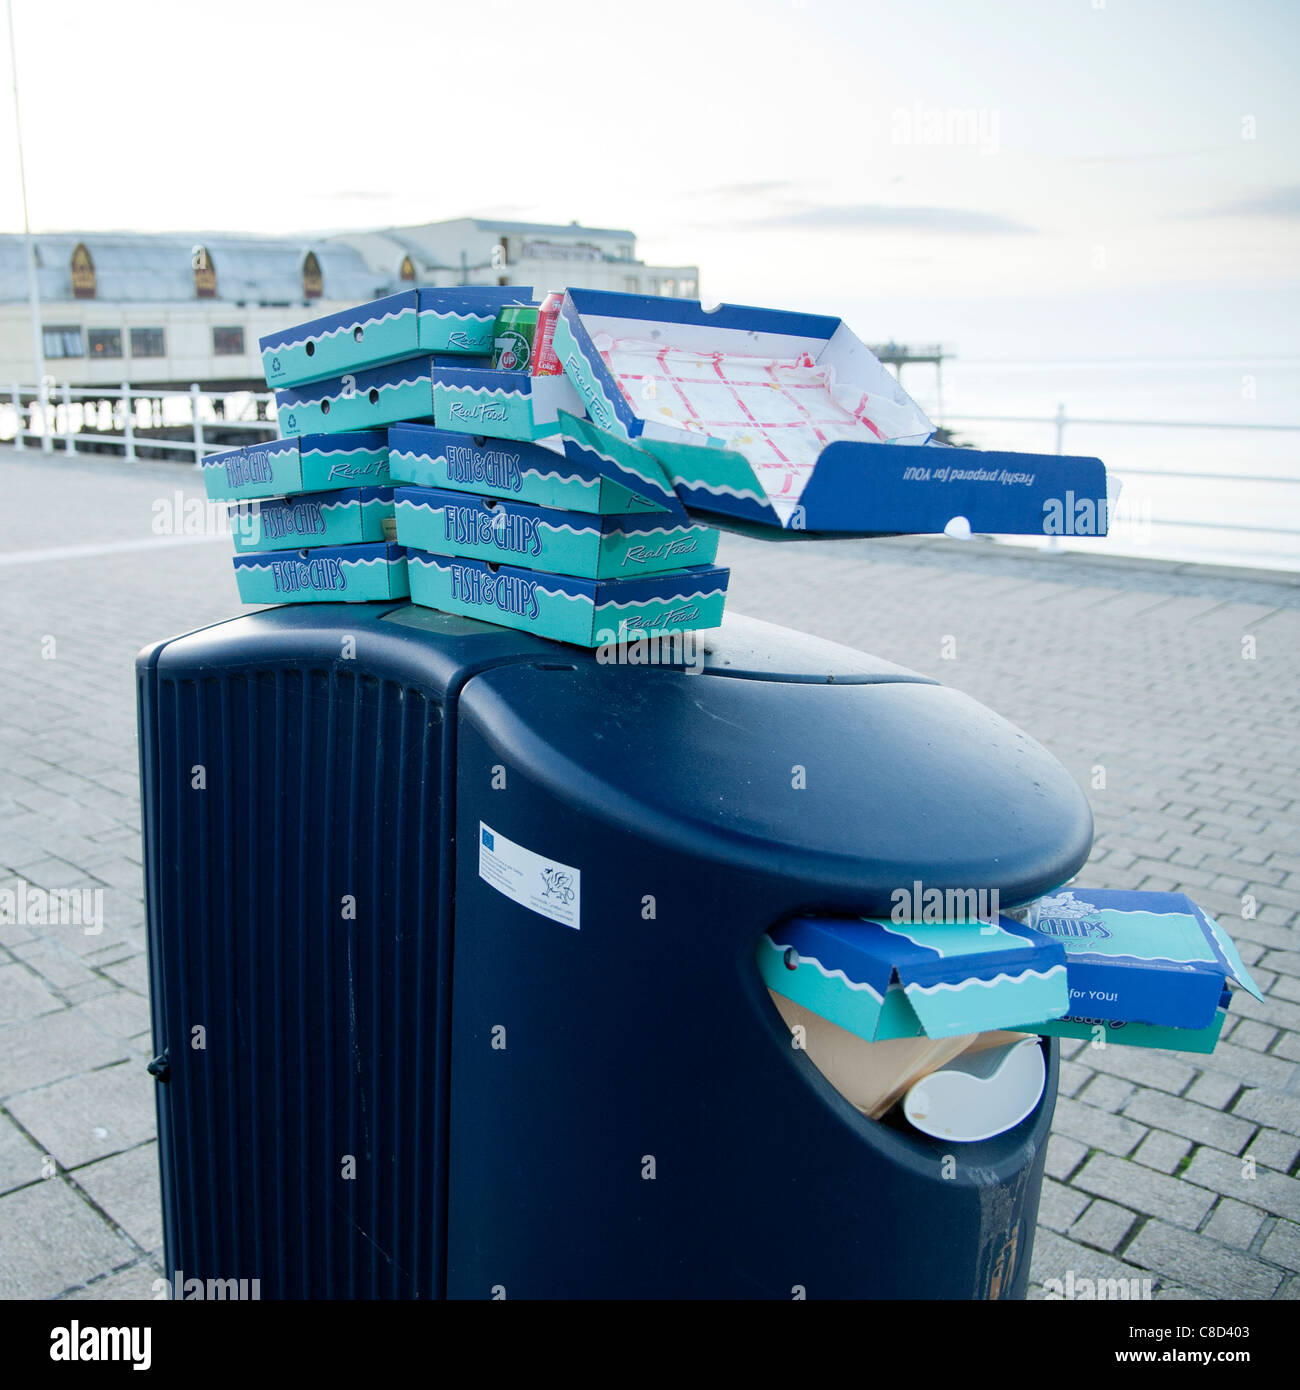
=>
[7,0,49,451]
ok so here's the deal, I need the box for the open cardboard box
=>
[394,485,717,579]
[200,431,392,502]
[763,890,1262,1073]
[553,289,1111,536]
[1006,888,1263,1050]
[260,287,535,389]
[759,915,1069,1043]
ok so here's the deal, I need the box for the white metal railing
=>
[941,404,1300,539]
[3,385,1298,543]
[3,380,277,464]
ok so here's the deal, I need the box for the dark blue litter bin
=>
[137,604,1092,1299]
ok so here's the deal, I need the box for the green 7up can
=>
[491,305,539,373]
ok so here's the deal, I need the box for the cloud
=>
[1066,146,1227,165]
[473,203,538,217]
[754,202,1036,235]
[1193,185,1300,218]
[303,190,397,202]
[688,180,804,199]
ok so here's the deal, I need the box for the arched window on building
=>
[302,251,323,299]
[193,246,217,298]
[399,255,416,283]
[71,243,96,299]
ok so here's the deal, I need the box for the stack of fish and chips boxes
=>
[201,288,729,641]
[199,287,536,604]
[390,292,728,646]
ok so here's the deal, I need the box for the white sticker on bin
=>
[478,822,581,930]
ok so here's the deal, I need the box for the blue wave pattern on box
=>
[430,363,536,439]
[407,550,728,646]
[232,541,409,603]
[553,302,641,440]
[431,362,586,442]
[387,424,661,514]
[275,358,448,436]
[558,411,683,517]
[1020,888,1263,1030]
[200,431,391,501]
[231,487,394,553]
[759,915,1069,1041]
[260,287,535,388]
[417,286,534,356]
[394,485,717,579]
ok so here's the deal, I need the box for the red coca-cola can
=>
[530,291,564,377]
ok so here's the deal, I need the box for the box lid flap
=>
[763,916,1068,1041]
[559,412,683,517]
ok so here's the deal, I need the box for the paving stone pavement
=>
[1,445,1298,1301]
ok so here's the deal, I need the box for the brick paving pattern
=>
[1,445,1297,1300]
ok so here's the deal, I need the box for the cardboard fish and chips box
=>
[200,431,391,502]
[231,487,395,554]
[387,424,661,514]
[552,289,1111,536]
[761,890,1262,1057]
[406,550,728,646]
[1027,1011,1230,1055]
[430,359,587,443]
[259,286,535,389]
[759,916,1069,1042]
[275,357,443,436]
[232,541,408,604]
[394,485,718,580]
[275,356,587,441]
[1007,889,1263,1050]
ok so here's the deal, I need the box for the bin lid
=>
[457,627,1096,913]
[759,915,1069,1042]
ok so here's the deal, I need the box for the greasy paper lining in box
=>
[554,290,1111,536]
[594,333,927,518]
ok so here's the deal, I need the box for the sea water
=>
[907,357,1300,571]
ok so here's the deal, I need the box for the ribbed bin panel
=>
[143,666,442,1298]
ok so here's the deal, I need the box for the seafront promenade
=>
[2,446,1298,1300]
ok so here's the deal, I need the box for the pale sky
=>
[3,0,1298,358]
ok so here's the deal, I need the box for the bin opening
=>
[758,914,1069,1043]
[769,988,1042,1129]
[759,913,1065,1136]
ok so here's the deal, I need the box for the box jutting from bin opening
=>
[759,915,1069,1042]
[762,888,1262,1062]
[1007,888,1263,1050]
